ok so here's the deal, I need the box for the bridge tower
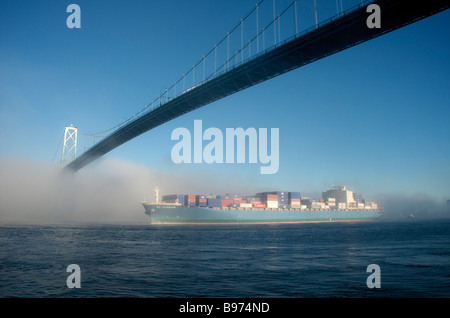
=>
[61,125,78,165]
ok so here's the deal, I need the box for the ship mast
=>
[154,186,160,204]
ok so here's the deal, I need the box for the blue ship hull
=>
[142,203,382,224]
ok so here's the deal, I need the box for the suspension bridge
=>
[61,0,448,171]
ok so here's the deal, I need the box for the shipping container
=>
[221,199,234,207]
[289,192,301,199]
[162,194,186,205]
[239,203,252,208]
[267,201,279,208]
[207,198,222,207]
[253,203,266,208]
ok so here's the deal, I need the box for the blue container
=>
[289,192,301,199]
[207,198,222,207]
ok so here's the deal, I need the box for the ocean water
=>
[0,218,449,298]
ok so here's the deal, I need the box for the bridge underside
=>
[66,0,448,171]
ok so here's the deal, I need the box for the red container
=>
[250,200,261,205]
[253,203,266,208]
[221,199,234,207]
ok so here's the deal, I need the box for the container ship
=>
[141,185,383,224]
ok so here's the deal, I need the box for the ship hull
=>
[142,203,382,224]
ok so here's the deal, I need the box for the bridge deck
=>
[66,0,448,171]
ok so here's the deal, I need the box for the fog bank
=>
[0,158,259,224]
[1,157,448,224]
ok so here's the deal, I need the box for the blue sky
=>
[1,1,449,201]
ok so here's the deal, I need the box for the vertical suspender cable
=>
[263,28,265,51]
[273,0,276,44]
[314,0,318,28]
[241,20,244,63]
[256,4,259,54]
[278,15,281,43]
[227,32,230,70]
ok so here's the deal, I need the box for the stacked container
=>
[233,197,244,205]
[207,198,221,207]
[289,192,301,208]
[264,194,279,209]
[277,192,289,206]
[253,203,266,208]
[197,195,207,207]
[221,199,234,207]
[250,200,262,207]
[326,197,336,207]
[162,194,186,206]
[186,195,196,207]
[311,201,326,209]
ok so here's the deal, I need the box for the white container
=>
[267,201,279,208]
